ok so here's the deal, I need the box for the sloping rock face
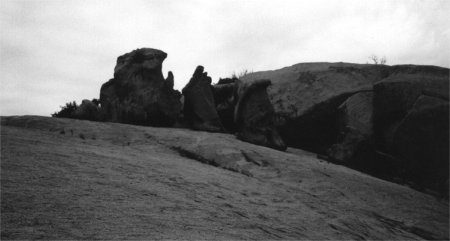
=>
[99,48,181,127]
[182,66,224,132]
[1,116,448,240]
[241,63,388,120]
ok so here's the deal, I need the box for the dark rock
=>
[278,91,356,153]
[182,66,224,132]
[391,95,449,192]
[99,48,181,127]
[212,78,238,132]
[72,99,101,121]
[234,79,286,151]
[327,91,374,163]
[373,65,449,151]
[336,91,374,136]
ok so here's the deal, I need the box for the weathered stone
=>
[373,65,449,151]
[327,91,374,163]
[391,95,449,192]
[99,48,182,127]
[234,79,286,151]
[240,63,387,121]
[182,66,223,132]
[212,78,238,132]
[278,91,356,153]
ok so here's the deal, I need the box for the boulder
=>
[391,95,449,192]
[182,66,224,132]
[212,78,238,132]
[234,79,286,151]
[327,91,374,163]
[373,65,449,151]
[72,99,101,121]
[278,91,357,153]
[99,48,181,127]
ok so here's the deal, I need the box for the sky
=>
[1,0,449,116]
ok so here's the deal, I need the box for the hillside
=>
[1,116,448,239]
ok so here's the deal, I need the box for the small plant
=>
[231,69,252,79]
[368,55,387,65]
[52,101,78,118]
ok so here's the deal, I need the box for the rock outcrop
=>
[181,69,285,150]
[241,63,449,194]
[1,115,448,240]
[242,63,385,153]
[234,79,286,151]
[99,48,181,127]
[373,65,449,151]
[327,91,374,164]
[391,95,449,192]
[372,66,449,193]
[182,66,224,132]
[212,78,238,132]
[241,63,388,120]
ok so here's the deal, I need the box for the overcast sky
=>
[1,0,449,116]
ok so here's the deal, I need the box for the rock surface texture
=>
[99,48,181,127]
[1,116,448,240]
[241,63,449,194]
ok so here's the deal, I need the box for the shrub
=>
[52,101,78,118]
[368,55,387,65]
[231,69,252,79]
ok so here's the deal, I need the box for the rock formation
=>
[234,79,286,151]
[373,65,449,193]
[241,63,449,194]
[212,78,238,132]
[99,48,181,127]
[182,66,224,132]
[55,48,448,194]
[327,91,374,164]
